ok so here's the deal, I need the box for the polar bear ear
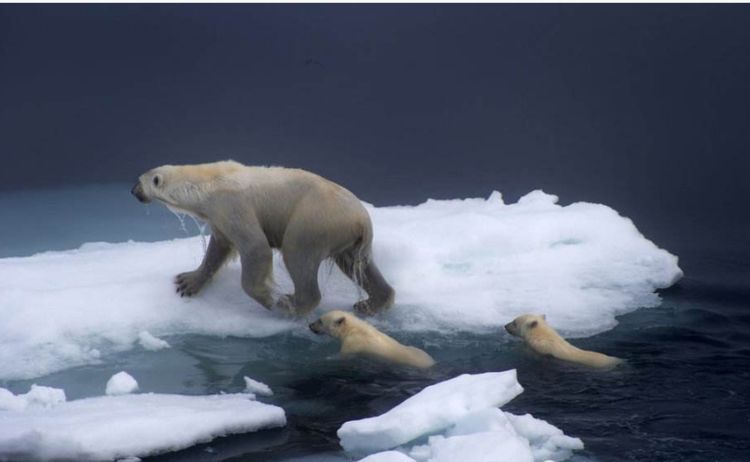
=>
[529,320,538,329]
[541,314,546,320]
[335,317,346,326]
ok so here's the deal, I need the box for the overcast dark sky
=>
[1,4,749,250]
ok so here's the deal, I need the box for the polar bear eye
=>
[152,175,162,187]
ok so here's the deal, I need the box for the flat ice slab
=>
[339,371,523,453]
[341,371,583,462]
[0,386,286,461]
[0,190,682,380]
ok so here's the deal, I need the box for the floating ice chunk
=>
[0,385,66,411]
[359,451,417,462]
[138,331,170,351]
[506,413,584,461]
[338,371,523,453]
[244,376,273,397]
[0,190,682,380]
[340,371,581,462]
[0,386,286,461]
[105,371,139,396]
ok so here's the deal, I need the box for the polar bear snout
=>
[131,182,150,203]
[309,320,325,335]
[505,321,519,337]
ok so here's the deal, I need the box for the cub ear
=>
[529,320,538,329]
[335,317,346,326]
[541,314,547,320]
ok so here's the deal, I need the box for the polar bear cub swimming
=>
[505,314,622,369]
[309,310,435,369]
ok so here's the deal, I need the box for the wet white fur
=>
[312,310,435,369]
[506,314,622,369]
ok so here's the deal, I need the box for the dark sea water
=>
[148,272,750,462]
[2,185,749,462]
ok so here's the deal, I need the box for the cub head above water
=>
[310,310,435,370]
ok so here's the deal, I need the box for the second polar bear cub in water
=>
[506,314,622,369]
[309,310,435,369]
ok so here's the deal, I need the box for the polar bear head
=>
[131,160,243,215]
[309,310,359,339]
[505,313,546,338]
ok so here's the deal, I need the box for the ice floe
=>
[0,385,286,461]
[343,371,583,462]
[339,371,523,453]
[105,371,139,396]
[244,376,273,397]
[0,190,682,380]
[137,331,170,351]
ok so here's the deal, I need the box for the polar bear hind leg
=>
[334,249,395,316]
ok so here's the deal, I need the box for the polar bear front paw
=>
[175,271,208,297]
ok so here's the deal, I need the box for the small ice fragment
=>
[359,451,417,462]
[106,371,139,396]
[138,331,170,351]
[244,376,273,396]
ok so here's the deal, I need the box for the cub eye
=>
[152,175,161,187]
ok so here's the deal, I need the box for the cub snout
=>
[505,321,518,336]
[309,320,324,335]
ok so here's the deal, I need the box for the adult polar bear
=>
[131,160,395,316]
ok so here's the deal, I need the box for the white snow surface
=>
[344,371,582,462]
[105,371,139,396]
[244,376,273,397]
[137,331,170,351]
[339,371,523,453]
[0,386,286,461]
[0,190,682,380]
